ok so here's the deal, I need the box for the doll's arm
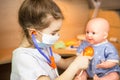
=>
[96,60,118,69]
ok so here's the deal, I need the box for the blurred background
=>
[0,0,120,80]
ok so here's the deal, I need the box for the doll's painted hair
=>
[18,0,64,44]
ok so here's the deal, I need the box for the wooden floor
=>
[0,63,93,80]
[0,63,11,80]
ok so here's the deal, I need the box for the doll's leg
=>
[93,72,119,80]
[74,71,87,80]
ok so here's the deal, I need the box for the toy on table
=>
[77,34,86,41]
[79,46,94,76]
[53,40,78,49]
[54,41,66,49]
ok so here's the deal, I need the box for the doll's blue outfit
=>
[77,40,120,77]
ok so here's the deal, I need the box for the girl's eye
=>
[51,33,56,35]
[51,30,60,35]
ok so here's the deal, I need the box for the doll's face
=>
[85,18,109,45]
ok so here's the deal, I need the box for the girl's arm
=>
[57,56,76,69]
[56,55,89,80]
[37,56,89,80]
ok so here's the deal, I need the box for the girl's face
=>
[37,19,63,42]
[85,24,107,45]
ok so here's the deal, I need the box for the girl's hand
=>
[72,55,89,70]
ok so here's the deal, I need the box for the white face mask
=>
[42,33,60,45]
[36,32,59,48]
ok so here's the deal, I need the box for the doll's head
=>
[85,18,109,45]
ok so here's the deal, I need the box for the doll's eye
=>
[92,32,95,35]
[86,31,89,34]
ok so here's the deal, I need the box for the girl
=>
[10,0,89,80]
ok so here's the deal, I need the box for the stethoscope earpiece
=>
[32,31,37,35]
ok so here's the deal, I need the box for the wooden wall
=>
[0,0,90,64]
[55,0,90,40]
[0,0,24,64]
[0,0,119,64]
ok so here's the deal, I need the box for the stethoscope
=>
[32,32,59,76]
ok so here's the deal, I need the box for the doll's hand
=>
[93,74,101,80]
[96,61,117,69]
[74,71,87,80]
[74,75,81,80]
[96,60,106,68]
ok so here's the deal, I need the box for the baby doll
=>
[74,18,120,80]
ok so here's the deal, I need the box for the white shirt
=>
[10,47,61,80]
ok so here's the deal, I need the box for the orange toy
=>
[78,46,94,77]
[83,46,94,57]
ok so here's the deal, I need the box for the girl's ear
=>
[28,28,37,36]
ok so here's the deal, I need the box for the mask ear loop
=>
[31,32,51,64]
[32,31,59,76]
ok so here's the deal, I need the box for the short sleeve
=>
[12,51,48,80]
[53,53,61,63]
[104,45,119,61]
